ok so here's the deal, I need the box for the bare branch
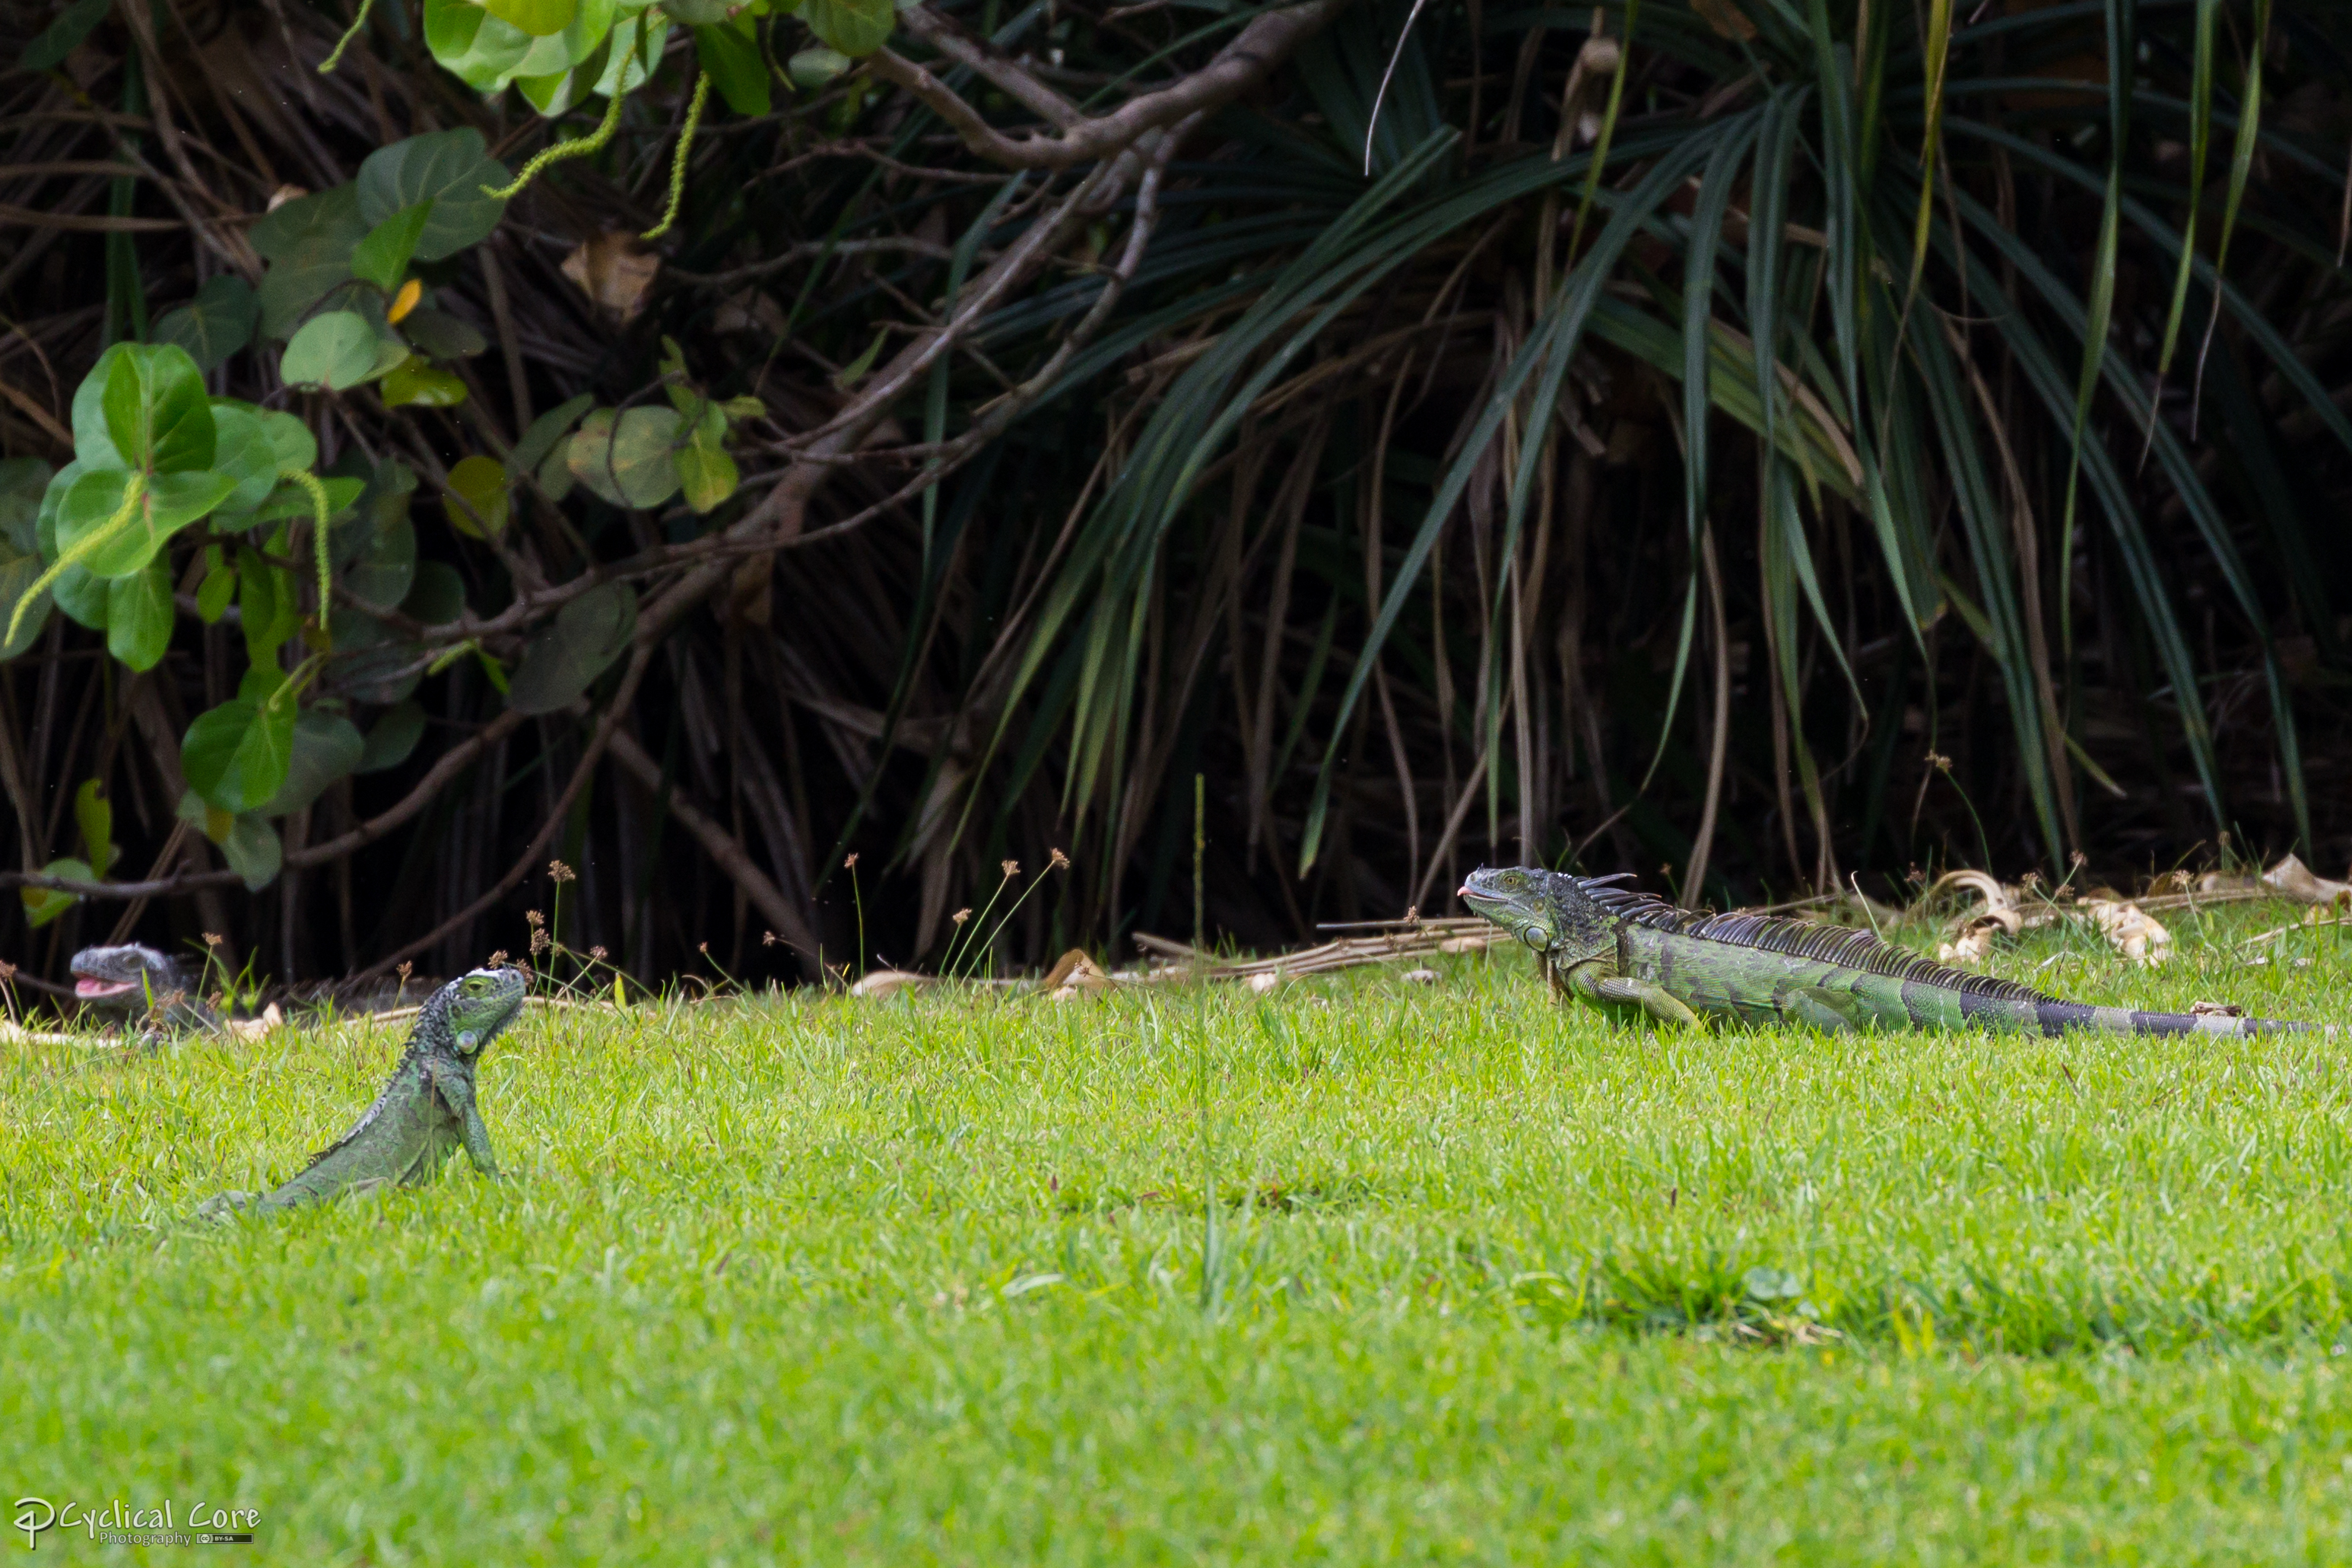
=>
[871,0,1353,170]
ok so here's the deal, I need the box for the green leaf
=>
[349,201,436,293]
[208,403,284,511]
[21,858,94,928]
[485,0,579,35]
[567,406,681,508]
[249,186,369,339]
[103,343,214,475]
[358,700,427,773]
[423,0,537,92]
[799,0,892,57]
[676,439,738,514]
[243,476,363,528]
[511,394,595,476]
[381,361,468,408]
[506,581,636,714]
[57,466,237,579]
[281,311,381,391]
[403,560,467,625]
[695,23,771,116]
[259,410,320,477]
[329,613,422,707]
[183,692,299,815]
[787,46,850,90]
[21,0,110,73]
[106,557,175,671]
[357,129,510,262]
[220,811,284,891]
[397,308,487,360]
[514,0,627,113]
[236,549,298,666]
[262,710,367,816]
[0,460,51,658]
[33,460,105,629]
[663,0,735,21]
[443,454,511,538]
[154,277,259,373]
[73,780,113,879]
[538,439,575,502]
[196,559,236,623]
[345,513,417,610]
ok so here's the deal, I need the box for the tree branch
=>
[871,0,1353,170]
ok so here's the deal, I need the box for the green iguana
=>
[71,944,220,1035]
[1460,866,2327,1036]
[198,967,528,1217]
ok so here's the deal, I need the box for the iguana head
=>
[69,944,194,1010]
[424,967,530,1057]
[1458,866,1618,963]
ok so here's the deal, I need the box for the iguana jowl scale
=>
[1460,867,2325,1036]
[200,967,528,1216]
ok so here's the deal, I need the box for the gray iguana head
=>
[70,944,196,1011]
[1459,866,1620,965]
[419,966,530,1057]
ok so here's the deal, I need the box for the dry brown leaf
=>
[2261,852,2352,906]
[1036,948,1110,1000]
[562,233,660,321]
[1937,918,2004,968]
[1690,0,1759,41]
[849,969,932,998]
[2191,1000,2246,1018]
[2081,900,2171,965]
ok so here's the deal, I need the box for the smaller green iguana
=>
[198,967,528,1217]
[1461,866,2329,1036]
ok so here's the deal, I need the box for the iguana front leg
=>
[429,1063,500,1177]
[1557,958,1703,1027]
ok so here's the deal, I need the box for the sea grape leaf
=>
[281,311,381,391]
[249,186,369,339]
[800,0,894,57]
[484,0,579,35]
[103,343,214,475]
[694,22,770,115]
[506,581,636,714]
[358,700,428,773]
[357,129,509,262]
[261,710,367,816]
[183,693,297,814]
[349,201,436,293]
[567,406,681,509]
[381,362,468,408]
[154,277,259,373]
[443,455,509,538]
[105,557,175,671]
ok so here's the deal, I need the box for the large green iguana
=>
[1460,866,2327,1036]
[198,967,528,1217]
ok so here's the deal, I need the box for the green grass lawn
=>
[4,903,2351,1563]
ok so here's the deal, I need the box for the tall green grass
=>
[3,903,2350,1561]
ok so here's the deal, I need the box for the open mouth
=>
[74,976,139,1000]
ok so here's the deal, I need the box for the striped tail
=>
[2032,1001,2328,1038]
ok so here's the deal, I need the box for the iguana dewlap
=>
[1460,866,2325,1036]
[199,967,528,1217]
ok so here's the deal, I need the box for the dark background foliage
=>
[0,0,2346,995]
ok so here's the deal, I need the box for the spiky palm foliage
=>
[0,0,2345,982]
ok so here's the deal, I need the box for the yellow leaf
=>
[388,277,424,325]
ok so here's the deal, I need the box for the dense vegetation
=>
[0,0,2345,989]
